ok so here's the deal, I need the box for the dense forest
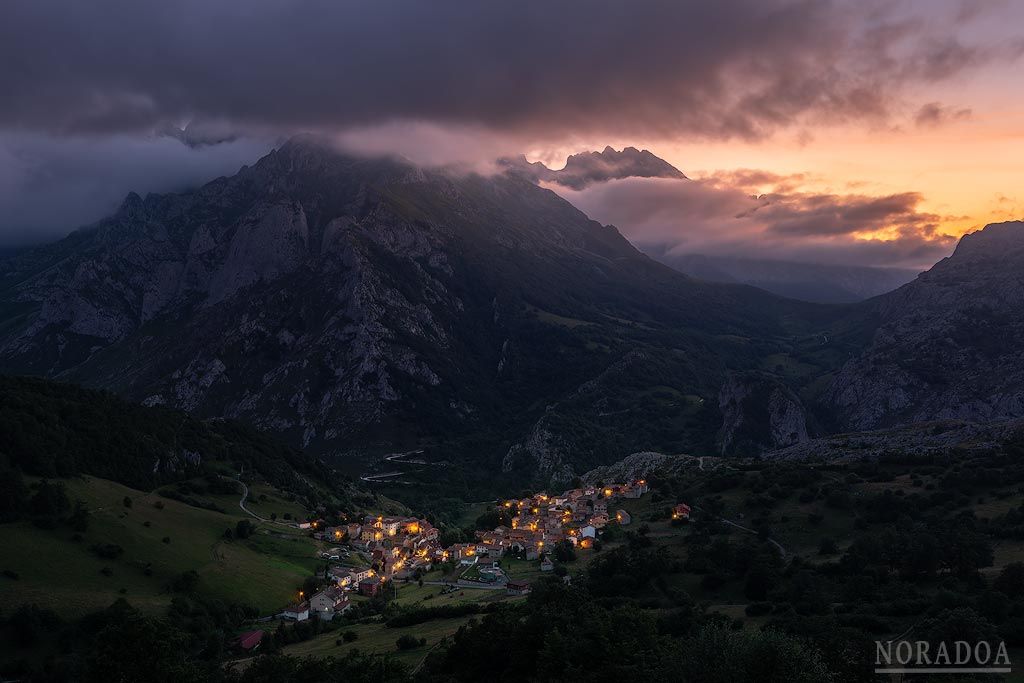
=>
[0,375,336,491]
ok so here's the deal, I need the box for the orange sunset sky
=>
[1,0,1021,270]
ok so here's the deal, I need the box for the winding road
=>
[222,475,300,528]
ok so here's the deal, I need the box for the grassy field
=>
[0,475,319,616]
[280,615,476,668]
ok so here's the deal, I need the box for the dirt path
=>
[221,475,300,528]
[694,505,788,559]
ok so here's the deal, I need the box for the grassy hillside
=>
[0,475,319,616]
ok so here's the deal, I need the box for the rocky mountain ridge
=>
[825,220,1024,430]
[499,145,687,190]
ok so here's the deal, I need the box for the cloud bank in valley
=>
[554,173,958,270]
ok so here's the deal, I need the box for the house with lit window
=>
[309,587,351,619]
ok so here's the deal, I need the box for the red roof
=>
[236,630,264,650]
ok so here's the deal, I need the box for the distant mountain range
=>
[1,136,1021,484]
[657,252,920,303]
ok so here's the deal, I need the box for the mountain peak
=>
[949,220,1024,262]
[499,145,686,190]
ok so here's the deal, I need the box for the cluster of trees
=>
[0,376,355,512]
[418,578,835,681]
[0,476,93,531]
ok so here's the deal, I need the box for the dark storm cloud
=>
[555,176,957,269]
[0,134,271,245]
[0,0,1017,141]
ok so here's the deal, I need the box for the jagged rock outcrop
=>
[500,145,687,189]
[580,451,673,484]
[718,373,808,456]
[825,221,1024,430]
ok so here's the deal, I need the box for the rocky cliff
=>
[718,373,809,456]
[825,221,1024,430]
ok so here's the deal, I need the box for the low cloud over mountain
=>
[555,170,959,270]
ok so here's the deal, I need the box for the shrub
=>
[396,634,420,650]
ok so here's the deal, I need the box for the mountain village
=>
[278,479,660,624]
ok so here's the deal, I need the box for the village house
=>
[615,509,632,525]
[506,581,531,596]
[672,503,692,520]
[540,557,554,572]
[381,516,403,536]
[448,543,478,564]
[358,576,382,597]
[281,601,309,621]
[621,480,648,498]
[327,567,353,586]
[327,565,373,587]
[309,587,351,619]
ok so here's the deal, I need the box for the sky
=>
[0,0,1021,269]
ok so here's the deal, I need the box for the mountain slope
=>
[825,221,1024,429]
[0,375,342,495]
[0,137,832,481]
